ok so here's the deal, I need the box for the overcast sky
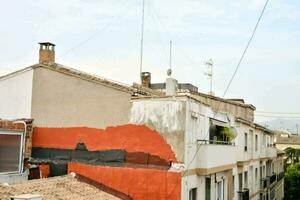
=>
[0,0,299,122]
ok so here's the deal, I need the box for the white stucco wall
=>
[0,69,33,119]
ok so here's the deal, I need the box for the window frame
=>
[244,133,248,151]
[0,130,24,174]
[189,187,197,200]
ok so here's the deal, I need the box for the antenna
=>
[167,40,172,77]
[139,0,145,83]
[204,59,214,95]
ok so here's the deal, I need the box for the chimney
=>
[39,42,55,63]
[141,72,151,88]
[166,77,178,96]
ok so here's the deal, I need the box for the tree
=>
[284,147,300,167]
[284,162,300,200]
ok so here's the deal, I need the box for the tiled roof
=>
[0,62,161,97]
[0,174,121,200]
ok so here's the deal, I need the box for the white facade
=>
[131,95,284,200]
[0,69,33,120]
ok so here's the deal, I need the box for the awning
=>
[210,118,229,127]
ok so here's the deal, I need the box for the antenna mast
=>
[204,59,214,95]
[139,0,145,83]
[167,41,173,77]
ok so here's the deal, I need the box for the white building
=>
[130,78,284,200]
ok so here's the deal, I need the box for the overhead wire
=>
[167,0,271,196]
[57,0,133,59]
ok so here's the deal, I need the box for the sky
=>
[0,0,299,122]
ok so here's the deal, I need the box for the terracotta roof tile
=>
[0,175,120,200]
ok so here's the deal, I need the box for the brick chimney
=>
[141,72,151,88]
[39,42,55,63]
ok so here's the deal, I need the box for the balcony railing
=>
[237,188,249,200]
[260,178,267,189]
[196,140,236,170]
[277,171,284,181]
[197,139,235,146]
[268,173,277,185]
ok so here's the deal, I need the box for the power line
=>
[183,0,270,190]
[220,0,270,99]
[58,1,132,59]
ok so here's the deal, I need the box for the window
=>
[205,177,211,200]
[255,168,258,186]
[190,116,198,143]
[244,133,248,151]
[189,188,197,200]
[232,175,235,197]
[217,181,222,200]
[263,134,266,147]
[0,131,23,173]
[255,134,258,151]
[239,173,243,191]
[244,171,248,188]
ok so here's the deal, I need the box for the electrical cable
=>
[168,0,270,197]
[58,1,132,59]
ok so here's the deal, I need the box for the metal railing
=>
[197,139,235,146]
[268,173,277,185]
[260,178,267,189]
[277,171,284,181]
[237,188,249,200]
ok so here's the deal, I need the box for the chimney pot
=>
[39,42,55,63]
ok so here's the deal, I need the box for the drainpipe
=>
[13,120,27,173]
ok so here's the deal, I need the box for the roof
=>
[235,118,274,134]
[131,93,211,107]
[0,63,160,96]
[0,174,121,200]
[187,91,256,110]
[39,42,56,46]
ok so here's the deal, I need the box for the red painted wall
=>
[32,124,176,162]
[68,162,181,200]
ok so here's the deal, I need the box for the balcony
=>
[237,188,249,200]
[196,140,236,170]
[260,178,267,190]
[267,173,277,185]
[265,146,277,159]
[277,171,284,181]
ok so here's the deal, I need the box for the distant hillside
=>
[258,119,300,134]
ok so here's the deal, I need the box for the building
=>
[0,43,284,200]
[0,42,161,128]
[131,75,284,200]
[0,43,181,200]
[275,131,300,151]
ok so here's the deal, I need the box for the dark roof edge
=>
[76,173,133,200]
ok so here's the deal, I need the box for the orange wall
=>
[68,162,181,200]
[32,124,176,162]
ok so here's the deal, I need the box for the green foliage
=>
[284,147,300,169]
[221,127,235,141]
[284,163,300,200]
